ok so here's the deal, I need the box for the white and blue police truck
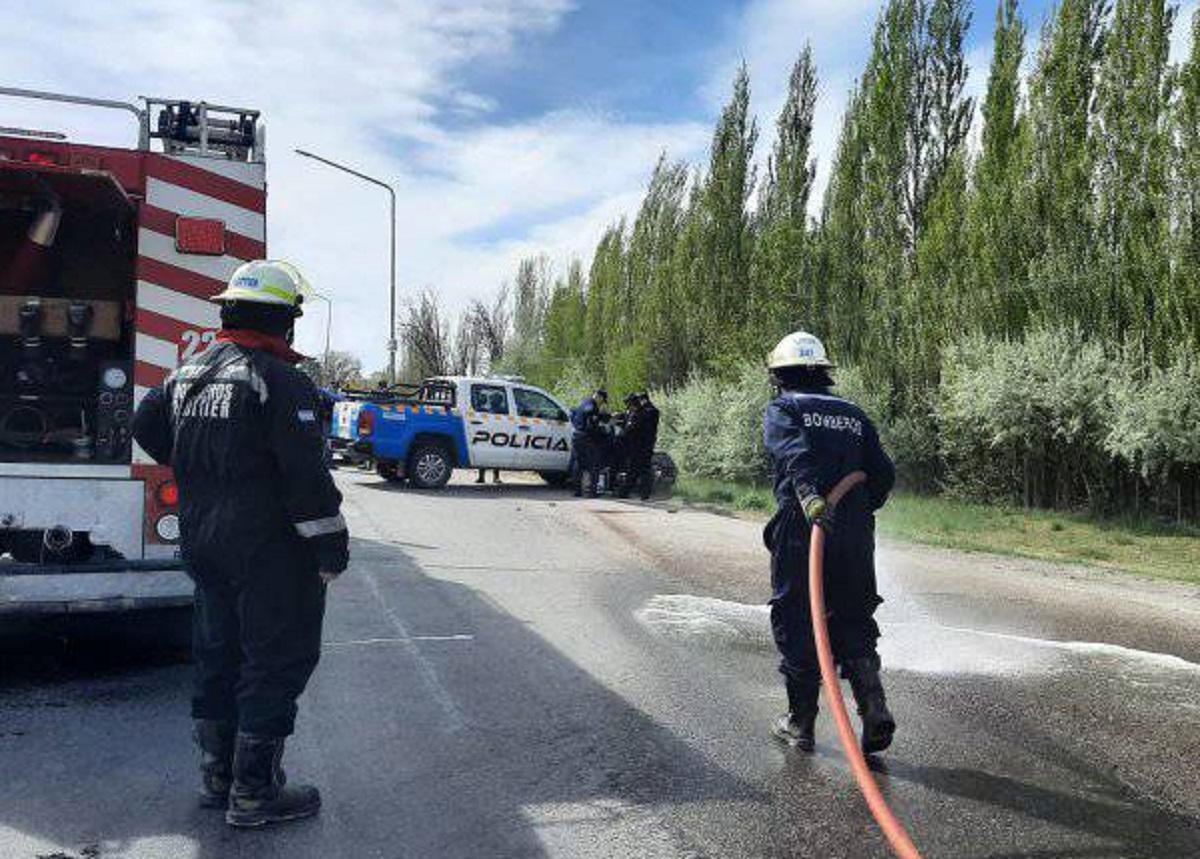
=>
[330,376,574,489]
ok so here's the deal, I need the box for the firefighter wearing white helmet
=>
[766,330,835,370]
[133,260,346,828]
[761,331,897,756]
[212,260,313,311]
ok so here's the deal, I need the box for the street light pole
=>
[313,291,332,386]
[294,148,398,383]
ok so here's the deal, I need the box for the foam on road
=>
[636,593,1200,680]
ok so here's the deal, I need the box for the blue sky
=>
[451,1,740,123]
[3,0,1195,369]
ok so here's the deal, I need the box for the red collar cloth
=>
[215,330,307,365]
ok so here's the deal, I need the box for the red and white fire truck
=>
[0,87,267,619]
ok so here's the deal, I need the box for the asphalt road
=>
[2,470,1199,859]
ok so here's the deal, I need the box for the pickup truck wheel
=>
[651,451,677,490]
[408,444,452,490]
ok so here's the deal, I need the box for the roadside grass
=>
[673,476,775,514]
[671,476,1200,584]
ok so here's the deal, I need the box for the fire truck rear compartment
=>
[0,165,137,470]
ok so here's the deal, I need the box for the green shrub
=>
[652,330,1200,522]
[1107,352,1200,481]
[836,367,939,492]
[655,366,767,482]
[938,328,1115,509]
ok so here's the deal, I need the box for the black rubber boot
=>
[843,656,896,755]
[226,734,321,828]
[194,720,235,809]
[770,675,820,752]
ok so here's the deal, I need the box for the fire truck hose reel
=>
[1,403,48,448]
[808,470,923,859]
[43,524,74,554]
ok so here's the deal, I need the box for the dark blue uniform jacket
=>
[571,397,604,439]
[762,390,894,604]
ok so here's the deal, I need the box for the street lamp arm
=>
[294,149,394,196]
[294,147,399,383]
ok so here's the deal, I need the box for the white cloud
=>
[1,0,711,369]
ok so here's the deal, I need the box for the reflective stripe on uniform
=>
[294,513,347,538]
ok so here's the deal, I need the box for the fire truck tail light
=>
[156,480,179,507]
[26,151,60,167]
[175,217,226,255]
[357,410,374,437]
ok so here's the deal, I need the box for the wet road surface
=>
[2,470,1198,858]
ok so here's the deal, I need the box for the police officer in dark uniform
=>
[618,392,660,500]
[761,331,896,755]
[570,388,608,497]
[133,260,348,828]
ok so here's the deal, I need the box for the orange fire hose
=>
[809,470,923,859]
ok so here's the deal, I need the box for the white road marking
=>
[325,635,474,647]
[413,634,475,641]
[358,568,466,732]
[340,492,466,732]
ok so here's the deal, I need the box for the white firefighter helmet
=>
[766,331,835,370]
[211,260,312,310]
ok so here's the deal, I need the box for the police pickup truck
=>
[331,376,574,489]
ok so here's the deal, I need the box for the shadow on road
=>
[886,752,1200,858]
[0,535,761,858]
[1,608,191,684]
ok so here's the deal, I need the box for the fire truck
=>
[0,87,266,620]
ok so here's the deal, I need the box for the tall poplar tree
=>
[859,0,922,405]
[1026,0,1108,328]
[629,155,691,386]
[1176,11,1200,350]
[969,0,1031,335]
[699,63,758,366]
[818,86,870,363]
[584,223,626,374]
[541,259,587,378]
[1095,0,1176,361]
[755,46,820,357]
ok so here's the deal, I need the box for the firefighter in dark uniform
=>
[761,331,896,755]
[618,392,660,500]
[570,388,608,497]
[132,260,348,828]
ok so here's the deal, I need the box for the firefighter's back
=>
[165,342,302,564]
